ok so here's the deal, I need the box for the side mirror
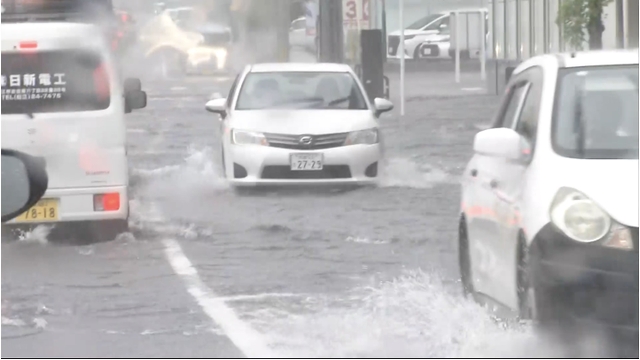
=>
[374,97,394,117]
[124,77,142,92]
[125,90,147,113]
[473,128,531,161]
[1,149,49,223]
[205,98,227,117]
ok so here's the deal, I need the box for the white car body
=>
[1,22,145,235]
[207,63,393,187]
[387,9,488,61]
[289,17,316,53]
[459,50,638,332]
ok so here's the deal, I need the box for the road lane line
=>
[162,238,276,358]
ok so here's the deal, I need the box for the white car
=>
[205,63,394,188]
[387,12,451,60]
[387,9,488,61]
[459,50,638,339]
[1,21,147,241]
[289,16,316,54]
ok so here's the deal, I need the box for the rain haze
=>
[1,0,638,358]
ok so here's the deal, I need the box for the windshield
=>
[406,14,443,30]
[1,50,111,114]
[235,71,368,110]
[553,65,639,159]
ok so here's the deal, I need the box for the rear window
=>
[1,50,111,114]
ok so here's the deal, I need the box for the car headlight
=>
[231,130,269,146]
[549,187,612,243]
[344,129,379,146]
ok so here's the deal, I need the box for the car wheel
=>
[517,233,564,326]
[458,216,475,298]
[221,147,227,178]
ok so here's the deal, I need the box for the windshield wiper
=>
[274,96,324,105]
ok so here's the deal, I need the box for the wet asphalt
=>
[5,53,627,357]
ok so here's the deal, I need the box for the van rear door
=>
[1,25,128,189]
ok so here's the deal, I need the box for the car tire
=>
[458,216,475,298]
[221,147,227,178]
[517,233,564,326]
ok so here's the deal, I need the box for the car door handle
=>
[470,169,478,177]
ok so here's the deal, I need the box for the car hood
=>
[555,159,638,227]
[229,110,378,135]
[389,29,437,36]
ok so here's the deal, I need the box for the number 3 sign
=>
[342,0,370,29]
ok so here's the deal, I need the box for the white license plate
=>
[290,153,323,171]
[422,48,432,55]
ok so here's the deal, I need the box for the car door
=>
[490,67,543,309]
[466,76,531,299]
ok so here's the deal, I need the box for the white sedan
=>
[459,50,638,344]
[205,63,394,188]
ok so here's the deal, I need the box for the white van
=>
[1,21,147,241]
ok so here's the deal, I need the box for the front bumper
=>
[5,185,129,225]
[227,143,381,187]
[529,223,639,334]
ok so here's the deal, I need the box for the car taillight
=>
[19,41,38,50]
[93,63,110,101]
[94,193,120,212]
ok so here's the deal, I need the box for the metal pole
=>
[480,10,486,81]
[399,0,405,117]
[455,11,460,83]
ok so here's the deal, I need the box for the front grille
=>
[388,36,400,56]
[265,132,349,150]
[261,165,351,180]
[202,32,232,46]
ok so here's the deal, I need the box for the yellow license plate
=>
[14,199,59,222]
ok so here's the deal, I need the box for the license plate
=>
[422,47,432,55]
[290,153,323,171]
[14,198,59,223]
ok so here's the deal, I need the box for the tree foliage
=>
[556,0,613,50]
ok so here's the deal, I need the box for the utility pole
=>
[318,0,344,63]
[275,0,290,62]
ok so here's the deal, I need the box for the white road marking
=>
[162,238,276,358]
[461,87,484,91]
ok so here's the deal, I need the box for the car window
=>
[426,16,449,32]
[493,82,529,129]
[514,68,543,147]
[406,14,443,30]
[552,65,638,159]
[291,19,305,30]
[1,49,111,114]
[235,71,368,111]
[226,74,240,108]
